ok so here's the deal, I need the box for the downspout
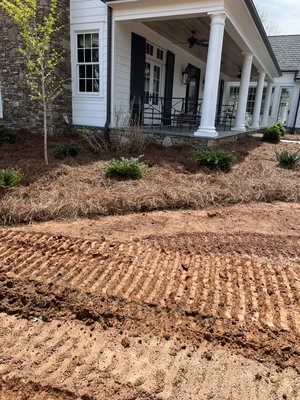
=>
[104,5,112,141]
[291,89,300,134]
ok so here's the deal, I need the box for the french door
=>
[144,60,163,125]
[277,87,294,125]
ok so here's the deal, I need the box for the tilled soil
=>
[0,203,299,399]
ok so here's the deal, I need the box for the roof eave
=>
[243,0,282,76]
[101,0,282,77]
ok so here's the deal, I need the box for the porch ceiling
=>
[144,17,258,79]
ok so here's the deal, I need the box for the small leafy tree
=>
[0,0,63,165]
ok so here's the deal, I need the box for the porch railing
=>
[131,97,235,131]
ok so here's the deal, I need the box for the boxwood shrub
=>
[194,149,234,171]
[263,124,283,144]
[104,157,146,180]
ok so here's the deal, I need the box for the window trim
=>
[73,27,105,98]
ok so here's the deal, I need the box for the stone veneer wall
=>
[73,125,253,148]
[0,0,72,134]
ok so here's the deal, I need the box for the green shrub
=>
[53,143,82,158]
[0,169,22,189]
[104,157,146,180]
[0,126,16,143]
[263,124,282,143]
[275,122,285,137]
[276,149,300,168]
[194,149,234,171]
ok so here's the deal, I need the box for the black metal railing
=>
[131,97,235,131]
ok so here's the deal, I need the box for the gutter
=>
[244,0,282,76]
[103,5,112,141]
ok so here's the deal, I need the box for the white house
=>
[1,0,299,137]
[70,0,298,139]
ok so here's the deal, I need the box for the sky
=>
[253,0,300,35]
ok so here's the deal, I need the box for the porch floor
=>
[140,126,259,140]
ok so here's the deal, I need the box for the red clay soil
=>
[0,202,299,399]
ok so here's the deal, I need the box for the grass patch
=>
[104,157,146,180]
[194,149,233,171]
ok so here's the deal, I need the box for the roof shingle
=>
[268,35,300,79]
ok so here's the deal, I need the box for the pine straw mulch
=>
[0,131,299,225]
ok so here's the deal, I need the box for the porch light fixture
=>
[182,66,190,84]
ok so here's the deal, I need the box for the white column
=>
[232,52,253,131]
[194,12,226,137]
[251,71,266,129]
[261,81,273,127]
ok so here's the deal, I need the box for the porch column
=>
[232,52,253,131]
[194,12,226,137]
[251,71,266,129]
[261,81,273,127]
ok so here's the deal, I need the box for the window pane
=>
[86,79,93,92]
[86,65,93,78]
[78,49,84,63]
[93,65,99,78]
[146,43,153,56]
[92,34,99,48]
[85,34,92,48]
[78,34,84,48]
[79,65,85,78]
[92,49,99,62]
[93,79,99,92]
[85,49,91,63]
[79,79,85,92]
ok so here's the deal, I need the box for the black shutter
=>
[163,51,175,125]
[130,33,146,124]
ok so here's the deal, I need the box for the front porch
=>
[106,0,281,139]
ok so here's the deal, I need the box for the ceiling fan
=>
[187,31,209,48]
[176,31,209,48]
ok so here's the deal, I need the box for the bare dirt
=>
[0,202,299,399]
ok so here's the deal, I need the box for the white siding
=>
[70,0,108,126]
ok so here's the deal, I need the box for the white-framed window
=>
[77,32,100,93]
[144,41,165,106]
[228,86,267,115]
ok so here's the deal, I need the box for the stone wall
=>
[73,125,253,148]
[0,0,72,134]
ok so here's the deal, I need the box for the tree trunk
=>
[42,80,49,166]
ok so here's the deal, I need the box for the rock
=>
[121,337,130,348]
[162,137,173,147]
